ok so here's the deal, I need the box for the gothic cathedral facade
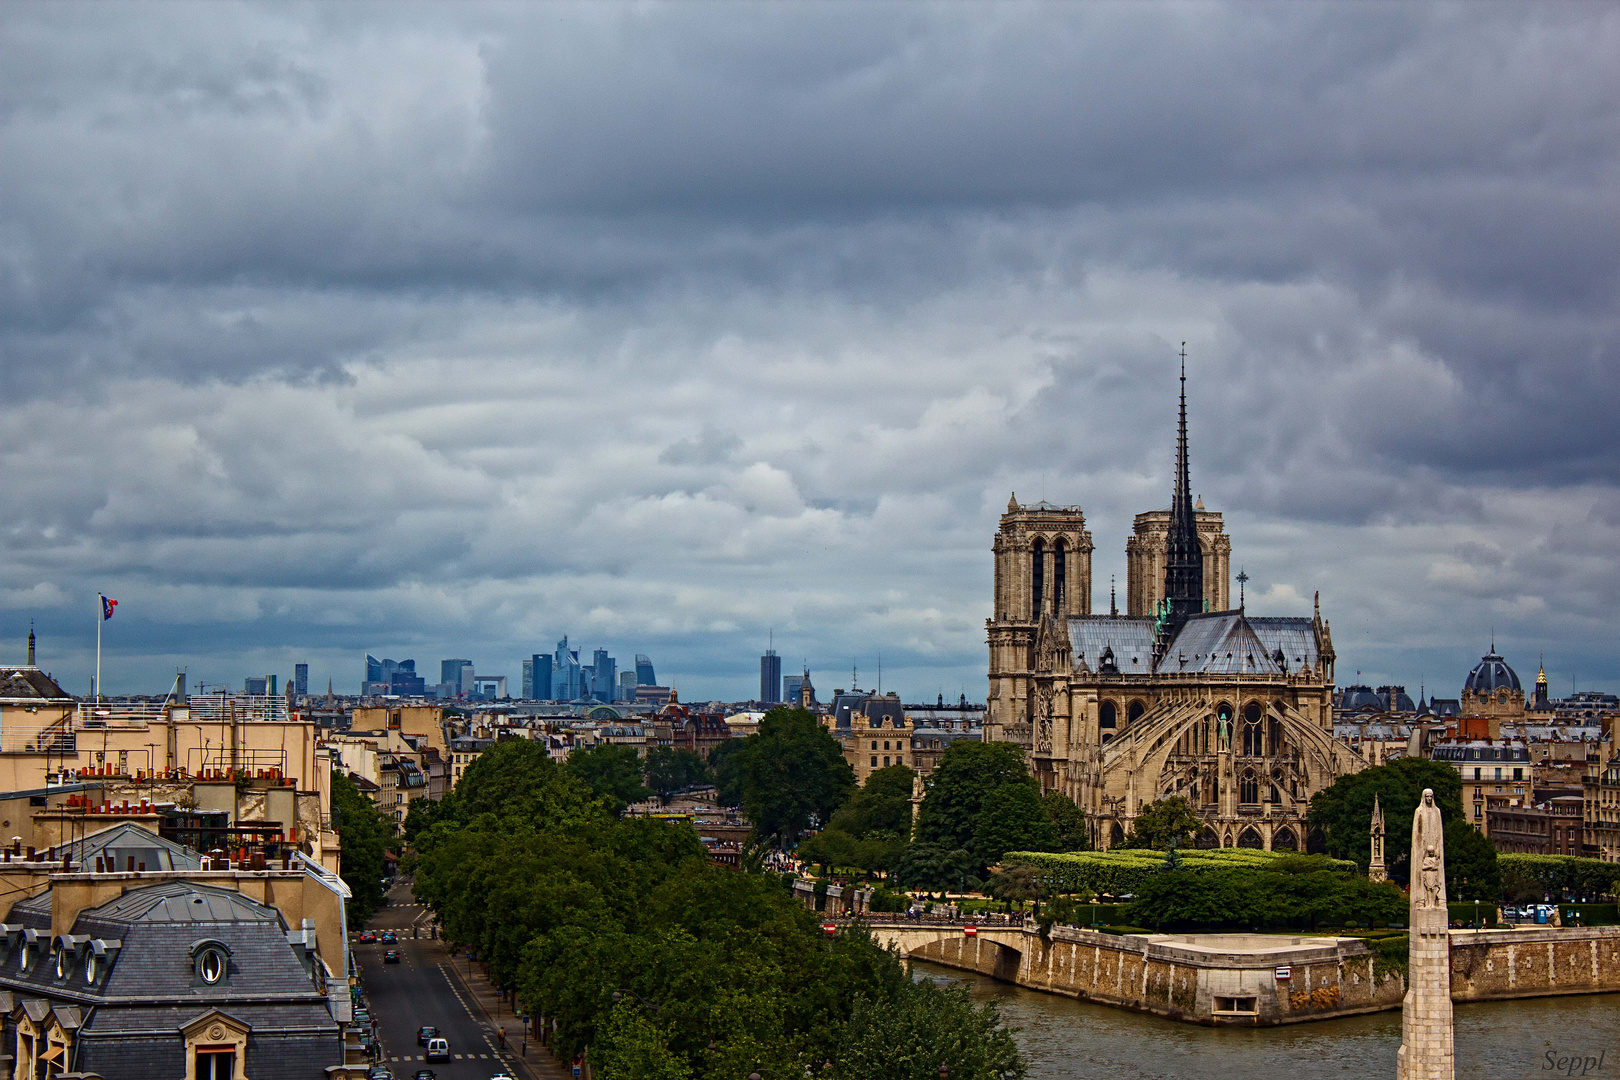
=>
[984,362,1363,851]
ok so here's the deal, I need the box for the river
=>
[911,960,1620,1080]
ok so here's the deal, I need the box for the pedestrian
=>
[499,1027,506,1050]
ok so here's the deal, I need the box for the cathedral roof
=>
[1068,617,1155,675]
[1159,612,1280,675]
[1246,617,1323,673]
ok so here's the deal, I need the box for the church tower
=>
[986,496,1093,746]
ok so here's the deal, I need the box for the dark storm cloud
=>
[0,1,1616,696]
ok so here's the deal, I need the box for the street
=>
[354,880,528,1080]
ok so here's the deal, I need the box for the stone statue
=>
[1396,788,1453,1080]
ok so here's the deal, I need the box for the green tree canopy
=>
[830,978,1027,1080]
[828,764,915,839]
[1115,796,1202,851]
[643,747,709,805]
[566,743,653,813]
[972,783,1060,868]
[708,738,748,807]
[914,741,1035,853]
[1040,790,1090,852]
[330,769,391,924]
[893,841,977,895]
[1307,757,1472,885]
[726,706,855,844]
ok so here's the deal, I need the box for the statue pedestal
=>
[1396,789,1454,1080]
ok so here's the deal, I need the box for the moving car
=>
[367,1068,394,1080]
[425,1037,450,1063]
[358,930,377,943]
[384,949,401,964]
[380,931,398,944]
[487,1073,516,1080]
[413,1072,437,1080]
[417,1025,438,1045]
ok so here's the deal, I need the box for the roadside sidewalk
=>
[430,938,572,1080]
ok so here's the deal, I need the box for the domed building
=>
[1458,644,1527,729]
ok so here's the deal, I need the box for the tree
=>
[831,977,1027,1080]
[1445,818,1502,901]
[914,741,1036,853]
[1116,796,1202,851]
[331,769,391,924]
[972,783,1060,869]
[709,738,748,807]
[828,764,916,839]
[727,706,855,844]
[893,841,977,896]
[566,743,652,813]
[643,747,709,805]
[1041,790,1090,852]
[1307,757,1474,885]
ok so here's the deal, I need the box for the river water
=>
[911,961,1620,1080]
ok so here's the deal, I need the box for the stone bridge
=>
[861,921,1030,983]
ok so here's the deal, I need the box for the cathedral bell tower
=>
[986,496,1093,746]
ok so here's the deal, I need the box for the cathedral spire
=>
[1162,343,1204,625]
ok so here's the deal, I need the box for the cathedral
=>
[984,359,1363,851]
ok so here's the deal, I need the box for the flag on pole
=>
[101,595,118,620]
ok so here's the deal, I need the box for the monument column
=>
[1396,788,1453,1080]
[1369,795,1388,882]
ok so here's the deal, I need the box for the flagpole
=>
[96,594,102,703]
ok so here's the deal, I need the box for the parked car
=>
[417,1025,438,1045]
[425,1037,450,1063]
[384,949,401,964]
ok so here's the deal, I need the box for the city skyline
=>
[1,5,1617,703]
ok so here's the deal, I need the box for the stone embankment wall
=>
[1449,927,1620,1002]
[901,925,1620,1026]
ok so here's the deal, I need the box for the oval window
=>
[85,955,97,984]
[56,948,67,979]
[198,949,226,984]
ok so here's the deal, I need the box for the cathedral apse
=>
[984,354,1363,851]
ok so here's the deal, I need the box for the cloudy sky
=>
[2,2,1617,701]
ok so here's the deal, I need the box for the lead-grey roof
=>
[1161,613,1283,675]
[1246,617,1321,672]
[61,823,204,873]
[85,880,280,924]
[1068,617,1155,675]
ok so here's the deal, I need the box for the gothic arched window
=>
[1242,701,1264,756]
[1053,537,1067,614]
[1099,701,1117,729]
[1031,538,1045,618]
[1240,770,1259,804]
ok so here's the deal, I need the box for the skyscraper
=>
[635,654,656,686]
[555,638,582,700]
[293,663,309,697]
[591,648,616,703]
[521,658,535,700]
[441,659,472,697]
[760,649,782,704]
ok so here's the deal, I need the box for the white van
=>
[425,1037,450,1062]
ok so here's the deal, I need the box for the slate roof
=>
[0,667,73,701]
[1068,617,1155,675]
[61,823,204,873]
[1160,612,1282,675]
[1246,617,1322,673]
[86,880,279,924]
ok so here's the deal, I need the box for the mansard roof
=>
[0,666,73,701]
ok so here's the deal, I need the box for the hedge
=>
[1002,848,1359,897]
[1498,854,1620,899]
[1559,903,1619,926]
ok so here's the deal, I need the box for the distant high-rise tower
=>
[591,648,616,703]
[294,663,309,697]
[760,648,782,704]
[635,654,656,686]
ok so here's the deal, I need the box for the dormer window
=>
[190,939,232,986]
